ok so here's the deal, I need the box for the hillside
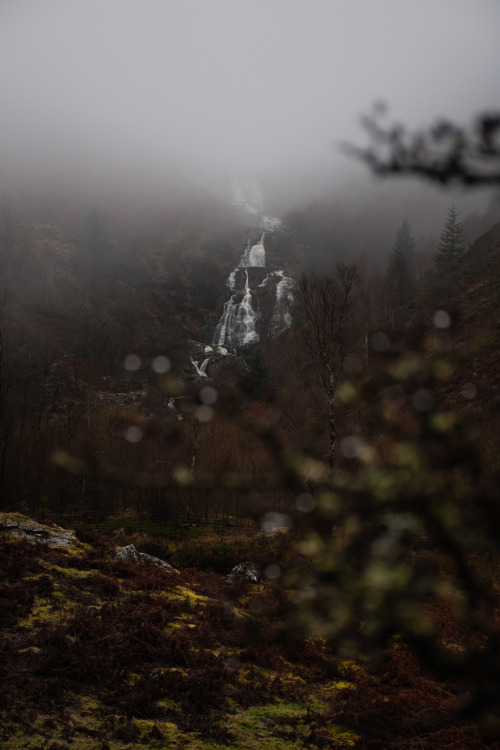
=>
[407,220,500,412]
[1,513,499,749]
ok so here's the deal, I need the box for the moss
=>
[246,703,302,718]
[134,717,179,742]
[17,595,69,629]
[223,702,359,749]
[170,585,210,604]
[17,646,41,654]
[165,619,197,631]
[223,709,306,749]
[40,561,99,578]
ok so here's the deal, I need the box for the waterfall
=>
[190,357,209,378]
[271,272,294,335]
[212,236,266,349]
[241,234,266,267]
[190,220,294,378]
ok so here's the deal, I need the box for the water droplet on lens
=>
[340,436,363,459]
[383,384,406,409]
[265,564,281,580]
[124,425,143,443]
[195,405,213,422]
[262,512,291,534]
[124,353,141,371]
[152,355,171,374]
[295,493,316,513]
[433,310,451,329]
[461,382,476,400]
[200,385,218,405]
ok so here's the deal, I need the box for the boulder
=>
[114,543,175,572]
[0,513,83,550]
[115,544,142,565]
[226,561,260,585]
[139,551,176,572]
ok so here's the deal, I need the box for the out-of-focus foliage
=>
[282,343,500,719]
[349,105,500,186]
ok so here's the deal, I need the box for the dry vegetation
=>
[1,515,499,749]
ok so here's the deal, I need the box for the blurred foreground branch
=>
[346,106,500,186]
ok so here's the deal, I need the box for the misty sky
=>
[1,0,500,191]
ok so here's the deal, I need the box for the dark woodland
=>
[2,159,500,748]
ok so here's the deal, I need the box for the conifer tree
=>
[435,205,465,270]
[387,218,415,305]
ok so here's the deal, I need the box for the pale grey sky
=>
[1,0,499,190]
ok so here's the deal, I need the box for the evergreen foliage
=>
[387,218,415,304]
[243,348,269,398]
[435,205,465,270]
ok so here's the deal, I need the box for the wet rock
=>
[188,339,246,379]
[226,561,260,585]
[114,543,175,571]
[0,513,83,549]
[138,552,176,572]
[115,544,142,565]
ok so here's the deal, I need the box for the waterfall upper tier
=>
[241,235,266,267]
[229,177,282,232]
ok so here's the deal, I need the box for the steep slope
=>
[425,220,500,408]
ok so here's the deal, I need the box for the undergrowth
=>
[1,520,500,748]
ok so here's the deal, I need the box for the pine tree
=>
[435,205,465,270]
[387,218,415,305]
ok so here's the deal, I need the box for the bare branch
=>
[345,109,500,186]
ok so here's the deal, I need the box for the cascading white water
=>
[271,272,294,335]
[190,184,293,377]
[212,236,266,349]
[190,357,209,378]
[241,234,266,267]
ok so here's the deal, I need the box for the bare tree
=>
[294,263,360,476]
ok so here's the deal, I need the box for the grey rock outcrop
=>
[114,543,176,572]
[226,561,260,585]
[1,514,83,549]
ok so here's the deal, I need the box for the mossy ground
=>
[0,515,498,749]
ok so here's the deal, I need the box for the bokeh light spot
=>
[152,355,171,374]
[295,493,316,513]
[433,310,451,329]
[265,564,281,580]
[200,385,218,405]
[195,405,213,422]
[262,512,291,535]
[412,388,435,412]
[124,353,141,371]
[124,425,143,443]
[461,382,477,400]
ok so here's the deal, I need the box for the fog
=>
[1,0,500,209]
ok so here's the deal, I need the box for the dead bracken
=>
[1,514,499,749]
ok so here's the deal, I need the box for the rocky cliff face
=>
[190,233,294,377]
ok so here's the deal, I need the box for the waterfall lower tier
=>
[213,270,260,349]
[212,236,266,349]
[191,231,294,378]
